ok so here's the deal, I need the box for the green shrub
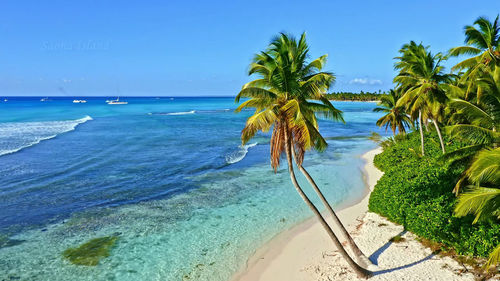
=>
[63,236,118,266]
[369,131,500,258]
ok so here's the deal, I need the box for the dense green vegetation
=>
[371,14,500,268]
[63,236,118,266]
[234,14,499,276]
[325,91,386,101]
[369,132,500,258]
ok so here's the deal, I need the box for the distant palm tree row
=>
[375,15,500,269]
[326,91,386,101]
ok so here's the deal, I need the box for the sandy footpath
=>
[233,147,476,281]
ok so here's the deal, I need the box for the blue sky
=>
[0,0,499,96]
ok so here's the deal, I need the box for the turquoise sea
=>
[0,97,386,281]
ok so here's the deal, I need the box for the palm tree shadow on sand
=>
[367,230,435,276]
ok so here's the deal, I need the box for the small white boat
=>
[3,99,7,102]
[107,97,128,105]
[73,99,87,103]
[40,97,49,102]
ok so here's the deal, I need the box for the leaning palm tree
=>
[373,89,412,135]
[235,32,372,278]
[449,14,500,92]
[394,41,451,155]
[454,148,500,269]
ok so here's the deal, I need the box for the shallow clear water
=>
[0,97,387,280]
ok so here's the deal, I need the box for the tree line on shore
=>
[326,91,387,101]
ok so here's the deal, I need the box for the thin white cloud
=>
[349,78,382,85]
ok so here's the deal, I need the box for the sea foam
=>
[165,110,196,115]
[150,109,234,116]
[0,116,92,156]
[225,142,257,164]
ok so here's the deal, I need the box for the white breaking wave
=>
[150,109,233,116]
[165,110,196,116]
[225,142,258,164]
[0,116,93,156]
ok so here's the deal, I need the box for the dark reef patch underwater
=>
[63,236,119,266]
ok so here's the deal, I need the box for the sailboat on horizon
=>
[107,96,128,105]
[107,87,128,104]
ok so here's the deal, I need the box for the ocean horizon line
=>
[0,95,238,98]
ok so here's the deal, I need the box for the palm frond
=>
[303,54,328,73]
[317,96,344,123]
[451,56,481,71]
[454,186,500,223]
[241,79,271,89]
[241,109,277,144]
[449,46,483,57]
[485,243,500,269]
[235,87,278,103]
[466,148,500,185]
[235,98,274,112]
[446,124,498,145]
[448,99,494,128]
[281,99,312,150]
[442,144,486,163]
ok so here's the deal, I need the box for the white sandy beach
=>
[233,147,476,281]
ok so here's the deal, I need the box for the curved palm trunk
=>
[432,119,446,154]
[291,149,373,267]
[284,132,372,279]
[418,110,425,156]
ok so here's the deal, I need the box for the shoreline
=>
[232,147,383,281]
